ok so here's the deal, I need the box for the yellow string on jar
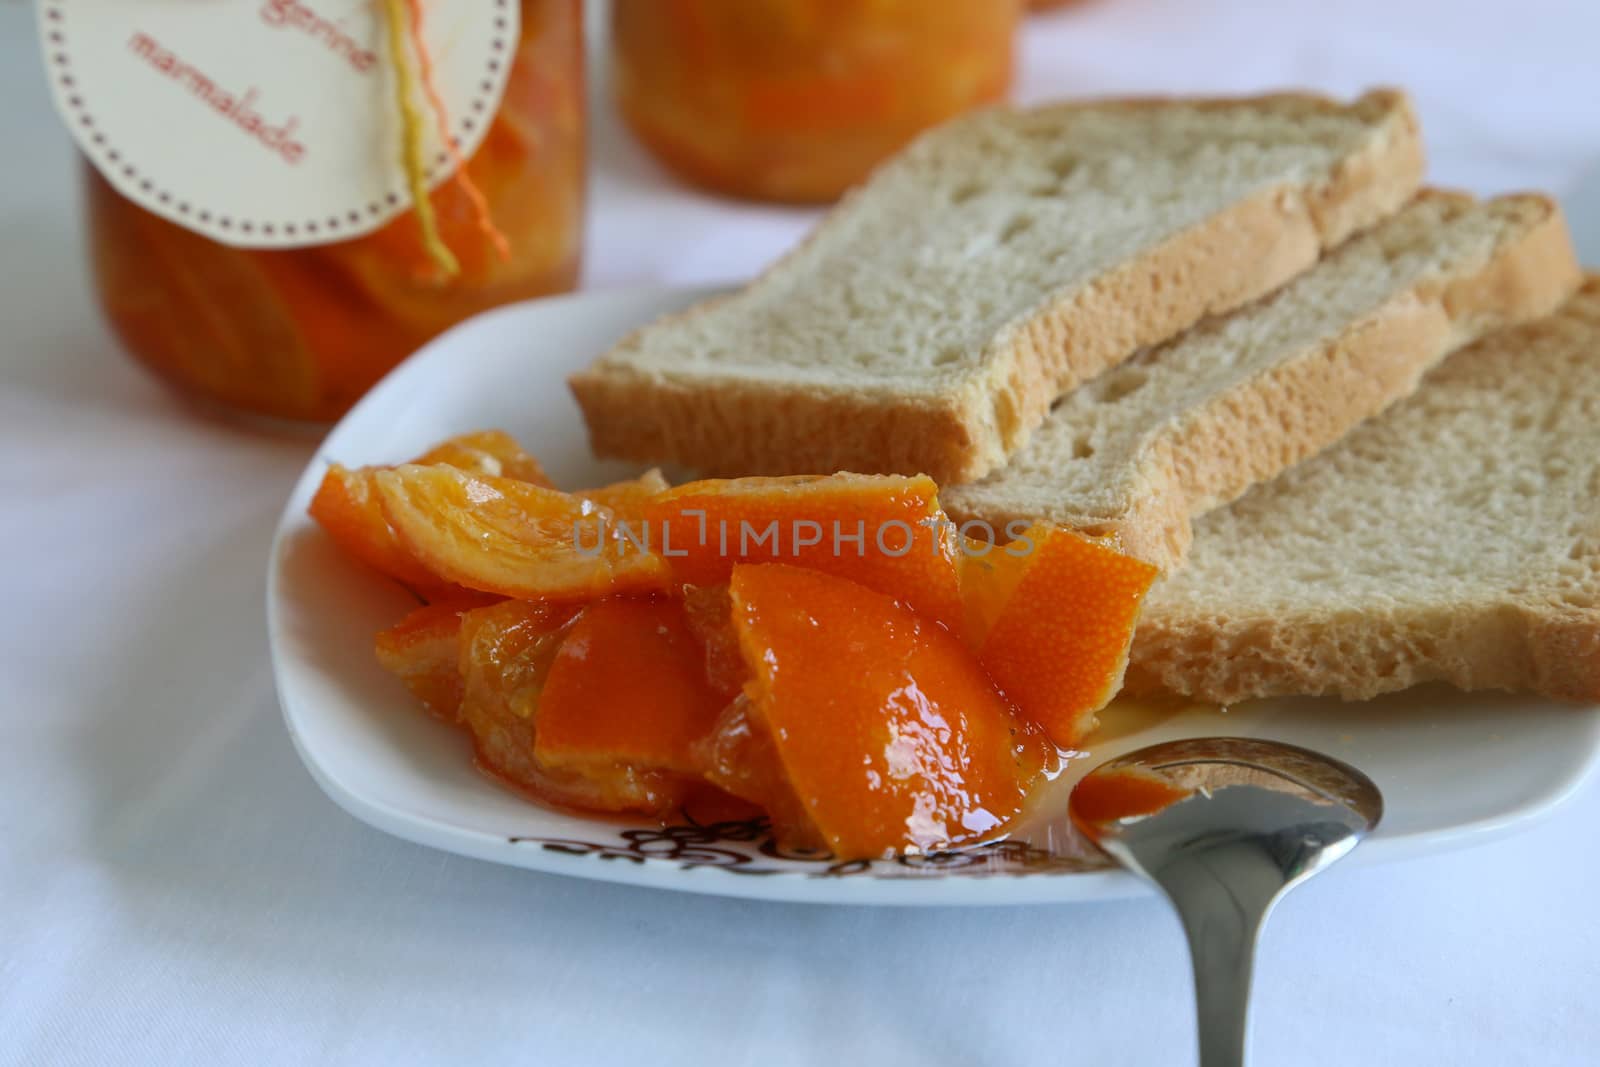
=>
[381,0,513,278]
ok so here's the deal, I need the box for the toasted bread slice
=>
[571,90,1424,483]
[943,192,1581,569]
[1124,279,1600,704]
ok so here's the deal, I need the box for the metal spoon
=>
[1069,737,1383,1067]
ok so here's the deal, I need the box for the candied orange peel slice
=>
[963,523,1159,747]
[373,595,501,723]
[693,694,825,852]
[730,563,1050,859]
[535,598,725,778]
[679,582,747,703]
[575,468,671,523]
[308,430,553,589]
[458,599,685,814]
[374,463,670,600]
[644,473,963,629]
[411,428,554,485]
[310,462,450,590]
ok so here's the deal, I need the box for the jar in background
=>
[87,0,586,424]
[611,0,1021,204]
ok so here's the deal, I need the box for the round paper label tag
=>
[39,0,518,248]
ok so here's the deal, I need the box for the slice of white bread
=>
[942,191,1581,570]
[1124,279,1600,704]
[571,90,1424,484]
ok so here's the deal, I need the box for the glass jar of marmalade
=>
[87,0,585,424]
[611,0,1021,204]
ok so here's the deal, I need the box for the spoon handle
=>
[1158,847,1286,1067]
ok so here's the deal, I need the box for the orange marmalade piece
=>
[575,468,670,523]
[680,583,747,703]
[730,563,1050,859]
[310,463,450,590]
[535,598,725,778]
[309,430,552,590]
[644,474,964,630]
[693,695,826,852]
[374,464,671,600]
[963,523,1159,747]
[458,599,685,814]
[412,429,554,486]
[373,595,503,724]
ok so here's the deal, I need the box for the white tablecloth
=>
[4,2,1599,1064]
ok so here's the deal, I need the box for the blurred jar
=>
[87,0,586,424]
[612,0,1021,204]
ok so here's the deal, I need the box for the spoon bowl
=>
[1069,737,1383,1067]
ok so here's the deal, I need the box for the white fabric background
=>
[3,2,1599,1064]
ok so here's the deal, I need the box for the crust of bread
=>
[570,90,1426,484]
[944,192,1583,570]
[1122,601,1600,704]
[1124,278,1600,705]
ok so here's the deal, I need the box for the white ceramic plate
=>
[267,285,1600,906]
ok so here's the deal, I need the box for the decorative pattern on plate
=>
[511,813,1113,878]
